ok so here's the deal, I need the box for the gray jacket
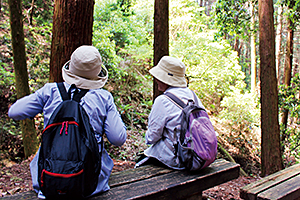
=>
[144,87,205,169]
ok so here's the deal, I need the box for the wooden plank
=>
[90,159,240,200]
[240,163,300,200]
[257,174,300,200]
[109,159,230,187]
[109,165,173,187]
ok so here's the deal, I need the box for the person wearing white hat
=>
[135,56,205,169]
[8,45,127,197]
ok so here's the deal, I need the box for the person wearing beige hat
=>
[135,56,205,169]
[8,45,127,198]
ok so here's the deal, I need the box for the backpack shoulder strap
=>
[68,84,89,102]
[57,83,89,102]
[57,82,69,101]
[190,90,199,106]
[164,92,186,109]
[73,90,88,102]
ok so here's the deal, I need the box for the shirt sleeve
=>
[145,96,168,144]
[8,89,45,121]
[104,95,127,147]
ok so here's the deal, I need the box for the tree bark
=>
[293,58,298,77]
[258,0,283,176]
[153,0,169,101]
[283,19,294,88]
[280,18,294,152]
[49,0,95,83]
[8,0,38,158]
[250,1,257,95]
[275,5,283,85]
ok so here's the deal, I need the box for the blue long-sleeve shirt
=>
[8,82,127,197]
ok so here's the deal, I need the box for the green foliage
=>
[93,27,120,69]
[169,0,247,114]
[118,0,154,61]
[0,0,52,93]
[22,0,54,25]
[170,0,210,33]
[219,88,260,132]
[281,0,300,27]
[105,60,152,130]
[93,0,153,80]
[0,117,24,162]
[0,63,15,94]
[279,74,300,117]
[93,0,154,130]
[94,0,152,54]
[2,119,21,136]
[212,0,253,41]
[279,74,300,164]
[169,0,259,140]
[25,23,52,92]
[171,31,246,113]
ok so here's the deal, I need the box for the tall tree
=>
[258,0,283,176]
[280,17,294,141]
[49,0,95,83]
[8,0,38,157]
[275,4,283,85]
[153,0,169,100]
[279,0,300,159]
[250,0,257,94]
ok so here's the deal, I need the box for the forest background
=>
[0,0,300,196]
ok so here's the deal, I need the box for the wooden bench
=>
[240,163,300,200]
[1,159,239,200]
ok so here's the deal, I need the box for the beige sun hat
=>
[62,45,108,90]
[149,56,187,87]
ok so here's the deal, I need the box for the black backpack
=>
[38,83,102,199]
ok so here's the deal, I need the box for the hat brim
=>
[149,65,187,87]
[62,61,108,90]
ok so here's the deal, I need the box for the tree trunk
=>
[280,18,294,151]
[8,0,38,158]
[49,0,95,83]
[275,5,283,85]
[293,58,298,77]
[258,0,283,176]
[199,0,203,7]
[250,1,257,95]
[233,37,240,57]
[283,19,294,88]
[153,0,169,101]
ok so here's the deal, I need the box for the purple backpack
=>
[164,92,218,171]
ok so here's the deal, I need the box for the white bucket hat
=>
[149,56,187,87]
[62,45,108,89]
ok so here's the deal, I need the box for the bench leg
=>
[185,191,202,200]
